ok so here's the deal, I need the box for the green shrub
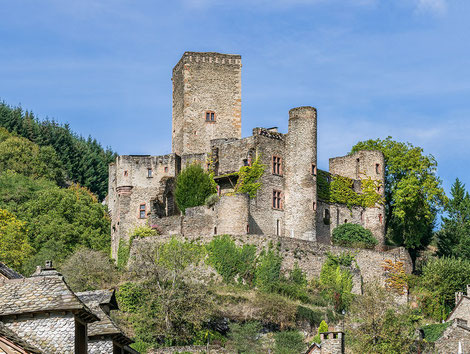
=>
[255,248,283,292]
[233,154,265,198]
[332,223,378,249]
[312,320,329,344]
[273,330,305,354]
[206,235,257,285]
[174,164,217,214]
[319,256,354,312]
[117,282,148,313]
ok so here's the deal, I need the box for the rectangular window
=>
[124,170,128,177]
[272,190,282,209]
[147,168,153,178]
[205,111,216,122]
[312,164,317,176]
[272,156,282,175]
[139,204,146,219]
[164,166,168,173]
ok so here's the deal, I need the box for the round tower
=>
[284,106,317,241]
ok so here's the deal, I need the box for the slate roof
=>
[77,290,133,346]
[0,271,98,323]
[0,321,41,353]
[0,262,23,279]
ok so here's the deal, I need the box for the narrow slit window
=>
[124,170,128,177]
[379,214,383,224]
[139,204,146,219]
[376,163,380,174]
[164,166,168,173]
[276,219,280,236]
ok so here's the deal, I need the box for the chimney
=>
[467,285,470,296]
[45,260,53,269]
[456,291,464,305]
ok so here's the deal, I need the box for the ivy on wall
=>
[383,259,408,295]
[317,169,384,208]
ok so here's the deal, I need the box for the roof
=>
[447,295,470,321]
[0,270,98,323]
[77,290,133,346]
[0,262,23,279]
[0,321,41,353]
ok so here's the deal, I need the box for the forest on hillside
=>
[1,102,470,353]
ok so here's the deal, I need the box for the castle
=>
[108,51,385,260]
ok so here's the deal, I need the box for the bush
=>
[255,248,283,292]
[206,235,257,285]
[332,223,378,249]
[174,164,217,214]
[254,292,297,329]
[273,330,305,354]
[296,306,323,327]
[421,322,451,342]
[319,256,354,312]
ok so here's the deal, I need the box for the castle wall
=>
[329,150,385,182]
[108,154,178,260]
[284,107,317,241]
[172,52,242,156]
[131,233,413,295]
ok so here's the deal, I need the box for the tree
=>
[418,257,470,320]
[123,238,212,346]
[351,137,446,262]
[60,248,119,292]
[228,321,263,354]
[347,282,422,353]
[273,330,305,354]
[436,178,470,258]
[319,255,354,312]
[0,209,34,271]
[20,184,110,258]
[174,164,217,214]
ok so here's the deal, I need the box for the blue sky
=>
[0,0,469,195]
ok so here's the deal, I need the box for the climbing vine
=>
[317,169,384,208]
[232,154,265,198]
[382,259,408,295]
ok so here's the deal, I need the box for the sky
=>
[0,0,469,195]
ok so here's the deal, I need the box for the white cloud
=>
[415,0,447,15]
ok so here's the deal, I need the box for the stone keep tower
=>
[284,106,317,241]
[171,52,242,155]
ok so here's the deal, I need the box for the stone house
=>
[0,322,41,353]
[76,290,138,354]
[0,262,98,353]
[108,51,386,260]
[305,332,344,354]
[430,285,470,353]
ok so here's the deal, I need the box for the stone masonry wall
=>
[434,321,470,354]
[448,296,470,323]
[89,338,113,354]
[284,107,317,241]
[108,154,178,259]
[320,332,344,354]
[3,313,76,354]
[172,52,242,156]
[131,233,412,295]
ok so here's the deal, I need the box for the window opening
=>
[376,163,380,174]
[272,156,282,175]
[272,190,282,209]
[312,164,317,176]
[147,168,153,178]
[124,170,128,177]
[379,214,383,224]
[205,111,216,122]
[276,219,280,236]
[164,166,168,173]
[139,204,146,219]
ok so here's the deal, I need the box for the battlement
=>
[172,52,241,73]
[252,127,285,141]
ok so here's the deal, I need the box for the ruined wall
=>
[284,107,317,241]
[316,201,364,245]
[329,150,385,182]
[2,313,76,354]
[108,154,178,259]
[172,52,242,156]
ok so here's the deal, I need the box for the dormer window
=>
[205,111,216,122]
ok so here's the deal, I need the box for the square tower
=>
[172,52,242,155]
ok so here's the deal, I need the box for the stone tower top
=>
[171,51,242,156]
